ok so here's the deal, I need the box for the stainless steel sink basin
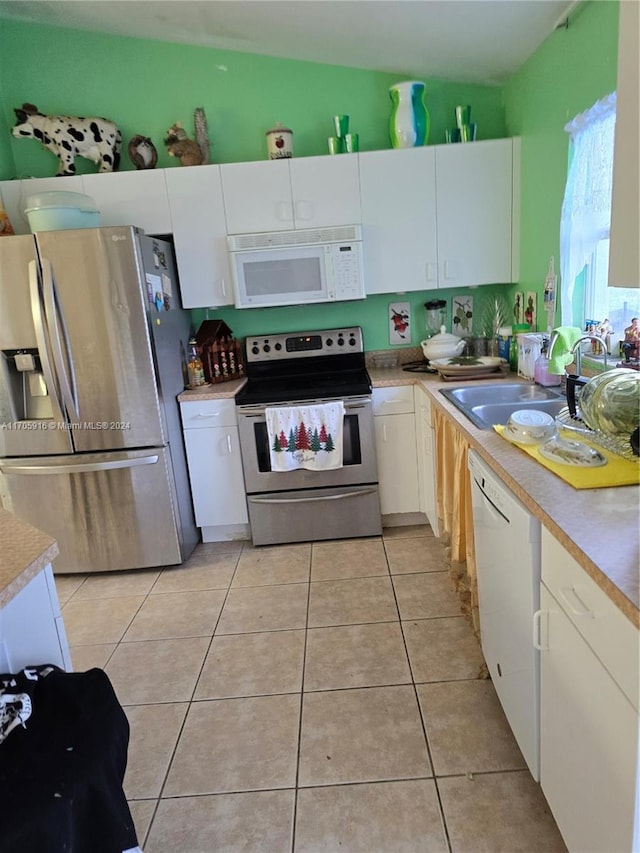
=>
[439,383,566,430]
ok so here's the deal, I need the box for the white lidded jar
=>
[421,326,466,361]
[266,123,293,160]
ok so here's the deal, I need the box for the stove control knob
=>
[274,342,282,351]
[337,337,345,346]
[349,337,356,346]
[251,345,260,355]
[263,344,271,353]
[326,338,333,347]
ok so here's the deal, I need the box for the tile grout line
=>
[141,541,247,844]
[290,544,314,853]
[383,534,455,853]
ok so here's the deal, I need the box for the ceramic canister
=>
[266,123,293,160]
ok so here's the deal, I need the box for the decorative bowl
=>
[504,409,556,445]
[421,326,466,361]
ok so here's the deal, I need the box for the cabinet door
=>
[220,160,293,233]
[435,139,513,287]
[166,165,233,308]
[360,148,438,294]
[183,426,248,527]
[82,170,172,234]
[539,584,637,853]
[0,565,71,672]
[374,412,420,515]
[289,155,361,229]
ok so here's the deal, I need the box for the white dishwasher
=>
[468,450,541,781]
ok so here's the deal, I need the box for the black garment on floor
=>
[0,665,139,853]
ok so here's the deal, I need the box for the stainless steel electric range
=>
[235,327,382,546]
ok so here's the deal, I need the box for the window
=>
[560,92,638,360]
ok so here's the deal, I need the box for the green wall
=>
[0,18,505,179]
[503,0,619,322]
[192,285,512,351]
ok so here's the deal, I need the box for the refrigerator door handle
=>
[0,454,159,475]
[41,258,80,421]
[28,260,65,422]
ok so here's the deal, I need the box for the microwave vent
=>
[228,224,361,251]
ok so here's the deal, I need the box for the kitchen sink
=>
[439,383,566,430]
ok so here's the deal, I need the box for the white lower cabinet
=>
[0,564,71,672]
[180,399,249,542]
[414,385,439,535]
[372,386,421,517]
[538,529,639,852]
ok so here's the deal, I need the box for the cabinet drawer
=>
[541,528,639,711]
[180,398,238,429]
[372,385,414,415]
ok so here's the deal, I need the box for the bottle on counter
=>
[534,338,562,386]
[509,334,519,372]
[187,339,206,388]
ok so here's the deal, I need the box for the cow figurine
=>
[12,103,122,176]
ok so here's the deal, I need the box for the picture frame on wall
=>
[525,291,537,330]
[452,295,473,337]
[389,301,411,344]
[513,291,525,325]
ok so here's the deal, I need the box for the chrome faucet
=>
[569,334,609,376]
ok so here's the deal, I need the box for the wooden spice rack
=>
[195,320,245,384]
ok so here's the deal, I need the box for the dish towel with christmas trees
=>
[266,401,345,471]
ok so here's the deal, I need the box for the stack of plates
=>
[430,356,508,381]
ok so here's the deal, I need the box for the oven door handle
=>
[237,398,371,418]
[249,488,378,505]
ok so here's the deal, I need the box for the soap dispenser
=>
[534,337,561,387]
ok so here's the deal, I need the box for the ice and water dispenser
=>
[1,347,52,421]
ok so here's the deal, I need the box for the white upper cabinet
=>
[608,0,639,287]
[81,170,172,234]
[1,176,85,234]
[359,147,438,294]
[220,155,361,234]
[165,165,233,308]
[360,139,517,293]
[435,138,514,288]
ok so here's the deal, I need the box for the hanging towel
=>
[266,401,345,472]
[548,326,584,374]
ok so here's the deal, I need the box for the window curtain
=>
[560,92,616,322]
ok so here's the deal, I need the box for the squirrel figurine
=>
[164,108,210,167]
[164,123,202,166]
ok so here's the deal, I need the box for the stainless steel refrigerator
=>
[0,225,198,573]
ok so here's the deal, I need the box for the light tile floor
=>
[56,525,567,852]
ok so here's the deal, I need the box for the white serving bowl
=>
[504,409,556,445]
[421,326,466,361]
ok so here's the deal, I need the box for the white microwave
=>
[227,225,365,309]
